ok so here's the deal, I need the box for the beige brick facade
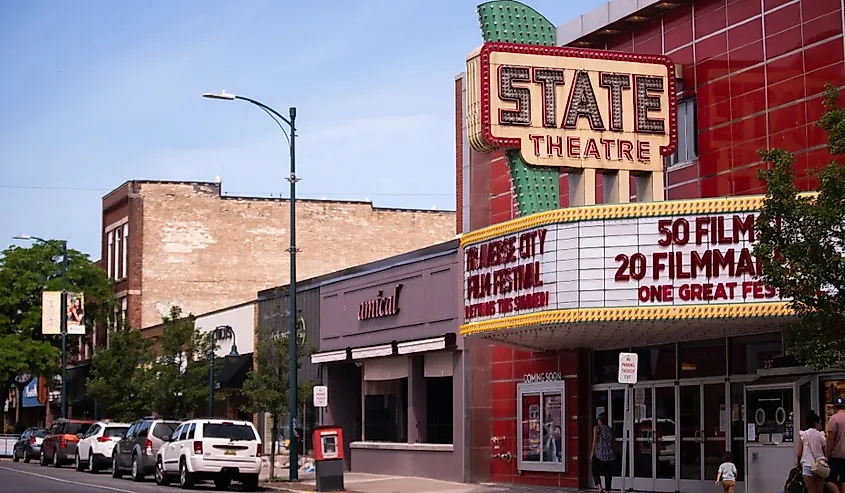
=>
[110,181,455,329]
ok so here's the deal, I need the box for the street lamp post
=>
[203,91,300,481]
[209,325,238,417]
[14,235,69,419]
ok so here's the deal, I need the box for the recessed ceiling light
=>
[572,40,593,47]
[627,15,649,22]
[655,1,679,8]
[599,28,621,35]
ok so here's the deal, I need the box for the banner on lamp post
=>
[66,292,85,335]
[41,291,61,335]
[42,291,86,335]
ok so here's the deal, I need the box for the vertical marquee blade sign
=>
[466,42,678,206]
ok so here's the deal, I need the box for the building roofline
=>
[257,238,460,300]
[101,179,456,213]
[556,0,663,46]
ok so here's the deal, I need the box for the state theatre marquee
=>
[461,196,793,336]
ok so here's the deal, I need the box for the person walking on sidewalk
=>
[826,397,845,492]
[798,410,827,493]
[715,451,737,493]
[591,413,614,492]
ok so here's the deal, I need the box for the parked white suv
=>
[154,419,262,491]
[74,421,131,473]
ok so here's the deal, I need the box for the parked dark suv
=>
[40,418,94,467]
[112,417,181,482]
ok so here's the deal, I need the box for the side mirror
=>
[162,435,170,443]
[76,433,84,439]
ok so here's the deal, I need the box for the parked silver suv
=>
[111,417,181,482]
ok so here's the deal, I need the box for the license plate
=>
[224,450,236,456]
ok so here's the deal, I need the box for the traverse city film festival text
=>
[464,213,778,320]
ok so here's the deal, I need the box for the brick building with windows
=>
[99,180,456,333]
[455,0,845,491]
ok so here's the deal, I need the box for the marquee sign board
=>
[466,43,677,173]
[463,202,787,324]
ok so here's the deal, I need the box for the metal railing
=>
[0,435,20,458]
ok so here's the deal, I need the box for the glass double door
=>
[603,380,735,492]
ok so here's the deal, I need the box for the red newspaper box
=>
[313,426,344,491]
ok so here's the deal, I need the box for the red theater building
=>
[455,0,845,491]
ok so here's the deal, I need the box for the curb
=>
[261,483,362,493]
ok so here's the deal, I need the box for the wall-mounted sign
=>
[523,372,562,383]
[22,378,42,408]
[466,43,677,172]
[464,229,551,321]
[462,199,788,324]
[358,284,403,321]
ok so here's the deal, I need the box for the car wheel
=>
[39,450,47,466]
[179,458,195,489]
[131,455,144,482]
[214,476,231,490]
[241,474,259,492]
[155,459,171,486]
[52,451,62,468]
[88,453,98,474]
[112,453,123,478]
[12,447,19,463]
[75,451,84,472]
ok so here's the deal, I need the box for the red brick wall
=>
[591,0,845,199]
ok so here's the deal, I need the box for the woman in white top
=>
[798,410,827,493]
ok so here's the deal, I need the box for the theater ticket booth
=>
[745,374,813,493]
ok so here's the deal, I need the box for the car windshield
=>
[31,429,47,438]
[104,427,129,438]
[66,423,92,435]
[203,423,256,441]
[152,422,179,440]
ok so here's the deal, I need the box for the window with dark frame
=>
[424,376,453,444]
[665,96,698,167]
[363,378,408,443]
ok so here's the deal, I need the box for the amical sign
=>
[618,352,638,384]
[466,43,677,172]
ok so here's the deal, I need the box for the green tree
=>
[241,313,313,479]
[755,84,845,370]
[0,242,113,415]
[87,322,154,421]
[140,306,216,418]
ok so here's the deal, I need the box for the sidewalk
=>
[261,472,586,493]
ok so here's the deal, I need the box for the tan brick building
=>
[99,180,455,333]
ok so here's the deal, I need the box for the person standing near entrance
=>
[591,413,614,492]
[715,451,737,493]
[826,397,845,491]
[798,410,827,493]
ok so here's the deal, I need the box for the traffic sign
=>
[618,352,638,384]
[313,385,328,408]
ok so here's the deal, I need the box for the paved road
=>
[0,459,255,492]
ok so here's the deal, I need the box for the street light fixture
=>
[203,91,300,481]
[13,234,69,419]
[209,325,239,417]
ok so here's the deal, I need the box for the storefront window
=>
[363,378,408,443]
[425,376,453,444]
[517,381,566,472]
[821,379,845,434]
[679,339,726,378]
[746,387,793,444]
[729,333,783,375]
[729,383,746,481]
[635,344,676,381]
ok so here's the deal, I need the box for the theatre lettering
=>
[464,229,550,320]
[466,43,676,171]
[613,214,778,303]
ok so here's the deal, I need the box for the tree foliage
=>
[241,312,314,478]
[0,243,113,407]
[87,323,154,422]
[139,306,216,418]
[755,84,845,370]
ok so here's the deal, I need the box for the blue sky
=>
[0,0,606,257]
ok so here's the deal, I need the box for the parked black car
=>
[11,428,47,463]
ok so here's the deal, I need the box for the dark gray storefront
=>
[311,240,465,482]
